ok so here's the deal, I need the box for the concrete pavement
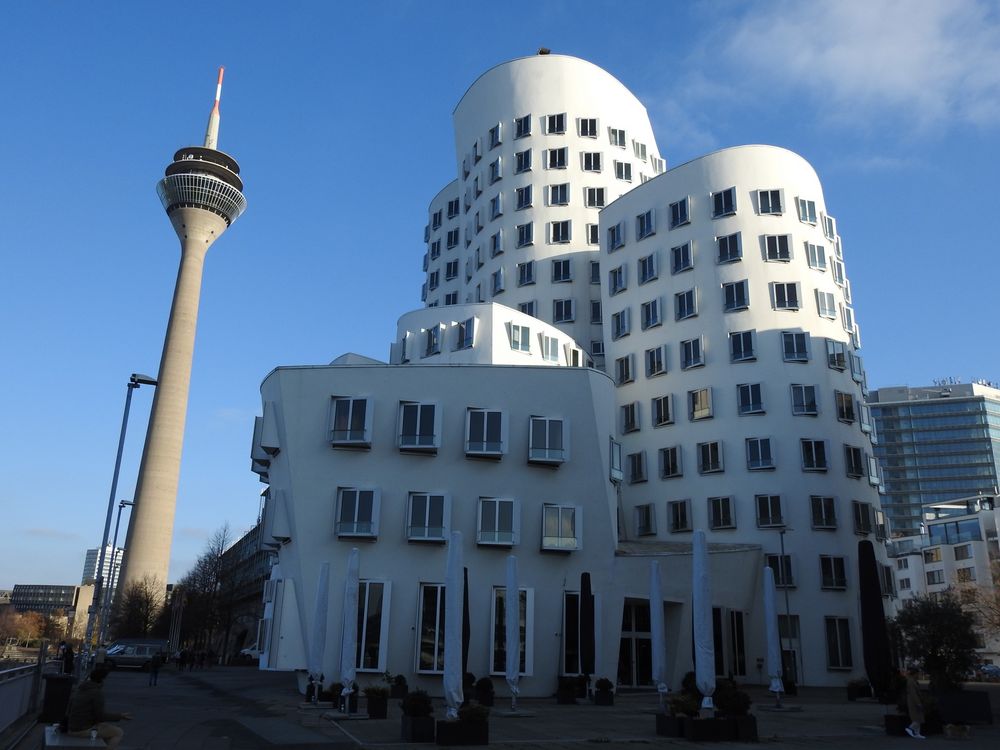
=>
[14,666,999,749]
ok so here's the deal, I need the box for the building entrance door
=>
[617,598,652,687]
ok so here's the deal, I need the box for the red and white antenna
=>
[204,66,224,150]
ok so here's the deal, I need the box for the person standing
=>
[149,650,162,686]
[905,668,926,739]
[62,643,75,675]
[66,667,131,748]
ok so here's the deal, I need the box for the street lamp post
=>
[776,526,805,688]
[81,373,156,674]
[98,500,134,645]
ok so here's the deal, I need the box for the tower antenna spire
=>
[204,66,224,150]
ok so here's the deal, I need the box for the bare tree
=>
[112,575,165,637]
[175,524,232,649]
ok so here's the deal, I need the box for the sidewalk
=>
[13,666,999,749]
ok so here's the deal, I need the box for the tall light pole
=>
[777,526,803,686]
[98,500,134,645]
[81,374,156,672]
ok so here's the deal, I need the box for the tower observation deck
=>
[118,68,246,599]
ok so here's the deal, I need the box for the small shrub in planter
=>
[593,677,614,706]
[668,692,701,719]
[401,690,435,743]
[714,679,752,716]
[391,674,409,699]
[365,685,390,719]
[474,677,495,706]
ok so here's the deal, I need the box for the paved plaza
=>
[13,666,1000,750]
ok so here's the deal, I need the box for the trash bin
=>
[41,674,74,723]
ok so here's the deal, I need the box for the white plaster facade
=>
[253,54,890,694]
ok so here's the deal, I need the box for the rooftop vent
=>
[538,48,551,55]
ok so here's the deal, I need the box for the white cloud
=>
[717,0,1000,131]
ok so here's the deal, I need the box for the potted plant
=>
[847,678,872,701]
[365,685,389,719]
[658,692,699,737]
[401,689,435,742]
[593,677,614,706]
[474,677,495,706]
[437,703,489,746]
[391,674,409,699]
[556,676,578,704]
[331,682,358,713]
[714,679,757,742]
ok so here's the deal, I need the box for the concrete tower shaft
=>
[118,71,245,599]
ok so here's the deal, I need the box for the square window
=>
[730,330,756,362]
[330,396,371,447]
[550,220,571,244]
[424,325,442,356]
[621,401,639,433]
[824,617,853,669]
[755,494,783,527]
[791,384,818,416]
[579,117,598,137]
[518,301,536,317]
[611,308,631,339]
[810,496,837,529]
[675,289,697,320]
[515,115,531,139]
[772,282,801,310]
[669,499,691,532]
[584,186,606,207]
[445,260,459,280]
[509,323,531,352]
[651,393,672,425]
[515,150,532,174]
[636,210,655,239]
[540,333,560,362]
[681,337,704,369]
[660,445,682,478]
[708,496,734,530]
[517,261,535,287]
[757,189,783,215]
[586,224,600,245]
[845,446,864,478]
[336,487,379,537]
[456,317,475,350]
[516,222,534,247]
[766,554,794,587]
[615,354,634,385]
[399,402,438,451]
[646,346,667,378]
[447,198,460,218]
[529,417,565,464]
[806,242,827,270]
[641,298,662,330]
[478,497,518,546]
[582,152,602,172]
[826,339,847,370]
[491,268,505,295]
[547,147,568,169]
[549,183,569,206]
[801,439,828,471]
[823,214,837,240]
[688,387,712,420]
[489,157,502,184]
[543,505,580,550]
[717,232,742,263]
[516,185,532,210]
[670,198,690,229]
[614,160,632,182]
[835,391,856,423]
[635,503,656,535]
[723,280,749,311]
[466,408,503,457]
[782,332,809,362]
[764,234,792,261]
[552,259,572,283]
[697,441,723,473]
[737,383,764,415]
[608,127,626,147]
[816,290,836,318]
[820,556,847,589]
[638,252,658,284]
[746,437,773,470]
[627,451,647,483]
[590,300,602,324]
[608,221,625,250]
[408,492,448,542]
[797,197,817,224]
[609,265,627,295]
[546,113,566,134]
[633,140,647,161]
[489,194,503,220]
[712,186,737,217]
[671,242,693,273]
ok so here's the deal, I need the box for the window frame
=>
[406,492,450,543]
[335,487,380,538]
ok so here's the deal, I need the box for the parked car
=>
[976,663,1000,681]
[104,640,167,670]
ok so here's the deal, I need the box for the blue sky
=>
[1,0,997,589]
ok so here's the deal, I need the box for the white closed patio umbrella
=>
[443,531,464,719]
[692,530,715,714]
[307,561,330,700]
[649,560,669,710]
[505,555,520,711]
[763,566,785,705]
[339,548,360,713]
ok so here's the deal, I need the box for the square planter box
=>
[728,715,758,742]
[655,714,688,737]
[684,717,737,742]
[436,719,488,746]
[594,690,614,706]
[402,716,436,742]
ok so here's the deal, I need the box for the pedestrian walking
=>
[905,668,926,739]
[149,650,162,686]
[66,667,131,748]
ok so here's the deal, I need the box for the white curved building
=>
[422,54,664,360]
[254,54,890,695]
